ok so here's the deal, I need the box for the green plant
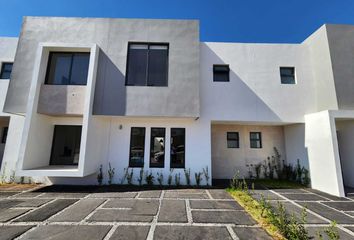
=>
[230,170,241,189]
[107,162,115,185]
[9,170,15,183]
[97,165,103,185]
[324,221,340,240]
[137,168,144,186]
[121,167,129,184]
[0,162,7,184]
[157,172,164,186]
[145,171,154,185]
[302,168,310,186]
[184,168,191,185]
[20,176,25,184]
[168,169,174,186]
[194,172,203,186]
[202,166,210,186]
[175,173,180,186]
[295,159,303,183]
[254,163,262,179]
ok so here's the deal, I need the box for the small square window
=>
[250,132,262,148]
[227,132,239,148]
[280,67,295,84]
[213,64,229,82]
[0,63,13,79]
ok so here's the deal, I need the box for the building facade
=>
[0,17,354,197]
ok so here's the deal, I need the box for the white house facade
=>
[0,17,354,197]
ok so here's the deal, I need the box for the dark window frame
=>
[227,132,239,148]
[280,66,296,84]
[149,127,166,168]
[125,42,169,87]
[1,127,8,144]
[170,128,186,169]
[44,51,90,86]
[250,132,262,149]
[0,62,13,79]
[213,64,230,82]
[129,127,146,168]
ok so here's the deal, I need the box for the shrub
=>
[97,165,103,185]
[127,168,134,185]
[168,169,174,186]
[184,168,191,185]
[137,168,144,186]
[202,166,210,186]
[107,162,115,185]
[145,171,154,185]
[194,172,203,186]
[175,173,181,186]
[157,172,164,186]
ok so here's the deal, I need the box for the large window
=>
[171,128,185,168]
[250,132,262,149]
[227,132,239,148]
[45,52,90,85]
[280,67,295,84]
[126,43,169,86]
[50,125,82,165]
[213,64,229,82]
[129,127,146,167]
[0,63,13,79]
[150,128,165,168]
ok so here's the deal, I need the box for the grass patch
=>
[227,188,285,240]
[252,179,306,189]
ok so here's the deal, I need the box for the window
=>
[129,127,146,167]
[280,67,295,84]
[213,64,229,82]
[50,125,82,165]
[150,128,165,168]
[0,63,13,79]
[1,127,8,144]
[45,52,90,85]
[171,128,185,168]
[227,132,239,148]
[126,43,169,86]
[250,132,262,149]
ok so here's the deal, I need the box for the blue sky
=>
[1,0,354,43]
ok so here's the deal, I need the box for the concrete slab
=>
[0,226,33,240]
[20,225,111,240]
[14,192,44,198]
[88,209,154,222]
[103,199,135,208]
[322,201,354,211]
[307,226,354,240]
[0,192,19,198]
[14,199,78,222]
[110,225,150,240]
[154,226,232,240]
[158,200,187,223]
[38,192,88,198]
[282,193,328,201]
[233,227,272,240]
[0,199,23,209]
[190,200,243,210]
[192,211,256,225]
[130,200,159,216]
[272,189,308,194]
[307,189,351,201]
[251,190,284,201]
[88,192,137,198]
[0,208,29,222]
[163,192,209,199]
[138,190,161,198]
[16,198,52,207]
[208,190,233,199]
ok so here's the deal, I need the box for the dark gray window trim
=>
[213,64,230,82]
[170,128,186,169]
[149,127,166,168]
[0,62,13,79]
[125,42,169,87]
[280,66,296,84]
[250,132,262,149]
[129,127,146,168]
[227,132,239,148]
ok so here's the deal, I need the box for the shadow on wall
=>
[93,50,126,115]
[201,43,281,122]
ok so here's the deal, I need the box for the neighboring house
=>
[0,17,353,197]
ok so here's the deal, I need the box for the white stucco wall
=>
[284,123,309,169]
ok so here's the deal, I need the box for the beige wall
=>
[211,124,285,179]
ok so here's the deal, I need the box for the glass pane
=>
[214,65,229,72]
[250,140,261,148]
[250,132,260,139]
[213,72,229,82]
[147,47,168,86]
[126,47,148,86]
[171,128,185,168]
[129,127,145,167]
[46,53,72,85]
[227,140,238,148]
[130,44,148,50]
[280,67,295,84]
[150,128,165,168]
[50,125,82,165]
[227,132,238,140]
[70,53,90,85]
[0,63,13,79]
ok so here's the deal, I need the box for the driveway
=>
[0,186,270,240]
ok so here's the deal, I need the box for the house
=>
[0,17,353,197]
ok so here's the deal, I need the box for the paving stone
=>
[104,199,135,208]
[50,199,105,222]
[154,226,232,240]
[346,226,354,234]
[38,192,88,198]
[88,209,154,222]
[307,189,351,201]
[190,200,243,210]
[307,226,354,240]
[163,192,209,199]
[89,192,137,198]
[138,190,161,198]
[167,189,206,194]
[16,198,52,207]
[298,202,354,224]
[21,225,111,240]
[251,190,284,201]
[208,189,233,199]
[282,193,328,201]
[14,192,44,198]
[0,225,34,240]
[322,201,354,211]
[0,199,23,209]
[130,200,159,215]
[158,200,187,222]
[192,210,256,225]
[15,199,78,222]
[345,211,354,217]
[0,192,19,198]
[0,208,29,222]
[110,225,150,240]
[233,227,272,240]
[272,188,308,194]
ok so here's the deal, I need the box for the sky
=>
[1,0,354,43]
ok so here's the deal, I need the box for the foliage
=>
[202,166,210,186]
[145,171,154,185]
[168,169,174,186]
[97,165,103,185]
[107,162,115,185]
[0,162,7,184]
[121,168,129,184]
[175,173,181,186]
[9,170,15,184]
[324,221,340,240]
[137,168,144,186]
[254,163,262,179]
[157,172,164,186]
[194,172,203,186]
[184,168,191,186]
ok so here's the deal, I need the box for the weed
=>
[107,162,115,185]
[157,172,164,186]
[202,166,210,186]
[194,172,203,186]
[97,165,103,185]
[145,171,154,185]
[175,173,181,186]
[184,168,191,185]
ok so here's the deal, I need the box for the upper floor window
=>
[213,64,229,82]
[45,52,90,85]
[227,132,239,148]
[0,63,13,79]
[250,132,262,149]
[280,67,295,84]
[126,43,169,87]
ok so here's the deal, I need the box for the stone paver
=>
[190,200,242,210]
[21,225,111,240]
[158,200,187,223]
[282,193,328,201]
[89,192,137,198]
[322,201,354,211]
[88,209,154,222]
[154,226,232,240]
[307,226,354,240]
[251,190,284,201]
[138,190,161,198]
[208,189,233,199]
[110,225,150,240]
[233,227,272,240]
[0,192,19,198]
[38,192,88,198]
[272,188,308,194]
[0,225,34,240]
[164,192,209,199]
[192,210,256,225]
[0,199,22,209]
[0,208,29,222]
[16,198,52,207]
